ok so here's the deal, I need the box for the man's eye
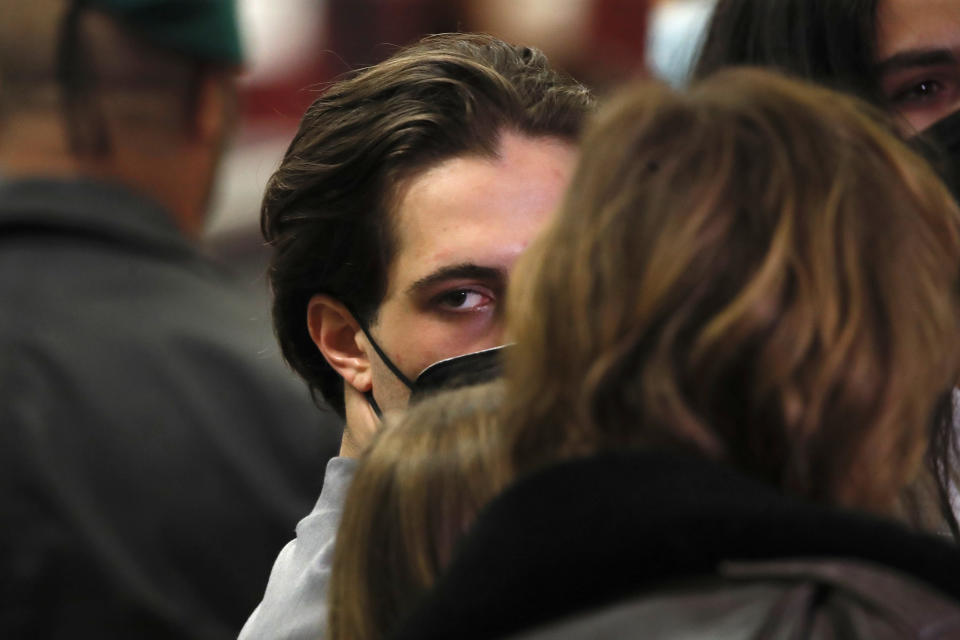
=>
[892,79,944,105]
[435,289,491,312]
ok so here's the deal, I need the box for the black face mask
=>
[355,320,509,417]
[913,108,960,202]
[409,345,509,402]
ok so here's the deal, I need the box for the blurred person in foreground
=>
[392,69,960,639]
[240,33,594,639]
[0,1,339,637]
[694,1,960,527]
[328,382,507,640]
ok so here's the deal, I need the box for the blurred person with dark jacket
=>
[0,1,339,637]
[392,69,960,639]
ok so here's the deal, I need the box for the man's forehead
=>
[876,0,960,62]
[392,204,536,291]
[384,133,577,292]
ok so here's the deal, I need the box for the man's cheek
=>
[431,314,506,360]
[385,305,504,375]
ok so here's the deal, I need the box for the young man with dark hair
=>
[241,33,594,639]
[0,1,339,637]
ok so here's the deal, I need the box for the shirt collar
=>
[0,177,191,257]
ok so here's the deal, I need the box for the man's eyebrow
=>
[876,48,958,75]
[405,263,505,295]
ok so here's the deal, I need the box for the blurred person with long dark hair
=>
[694,0,958,132]
[0,1,339,637]
[694,0,960,196]
[392,69,960,639]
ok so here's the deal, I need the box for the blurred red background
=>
[206,0,715,274]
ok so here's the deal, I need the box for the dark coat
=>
[391,451,960,639]
[0,178,341,639]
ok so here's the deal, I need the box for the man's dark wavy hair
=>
[261,33,594,416]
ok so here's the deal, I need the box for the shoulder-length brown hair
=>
[328,382,508,640]
[505,68,960,515]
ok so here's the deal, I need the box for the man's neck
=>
[0,113,207,241]
[340,385,382,457]
[0,113,107,177]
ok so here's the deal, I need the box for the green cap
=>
[85,0,243,66]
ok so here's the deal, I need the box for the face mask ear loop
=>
[364,390,383,419]
[346,307,412,419]
[353,314,415,390]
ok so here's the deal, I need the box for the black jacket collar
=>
[0,177,194,262]
[392,451,960,640]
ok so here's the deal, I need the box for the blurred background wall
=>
[203,0,717,289]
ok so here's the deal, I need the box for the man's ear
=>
[307,295,372,393]
[187,71,236,143]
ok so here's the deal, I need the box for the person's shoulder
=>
[238,457,357,640]
[501,558,960,640]
[0,227,338,457]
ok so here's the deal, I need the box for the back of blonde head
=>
[328,382,508,640]
[506,69,960,513]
